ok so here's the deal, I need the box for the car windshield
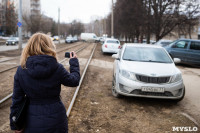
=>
[161,42,171,45]
[123,46,172,63]
[9,37,16,40]
[106,40,119,44]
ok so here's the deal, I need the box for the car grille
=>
[135,74,170,84]
[130,89,173,97]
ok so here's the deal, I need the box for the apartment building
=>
[14,0,41,17]
[13,0,41,36]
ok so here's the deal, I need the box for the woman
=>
[10,33,80,133]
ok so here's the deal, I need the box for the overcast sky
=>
[41,0,113,23]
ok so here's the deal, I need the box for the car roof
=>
[158,39,172,42]
[124,43,163,48]
[178,38,200,42]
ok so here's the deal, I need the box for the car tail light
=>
[118,45,121,49]
[105,44,107,48]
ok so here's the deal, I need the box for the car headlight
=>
[170,73,182,83]
[120,69,136,81]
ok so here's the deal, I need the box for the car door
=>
[186,41,200,65]
[170,40,190,62]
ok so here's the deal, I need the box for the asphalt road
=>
[0,40,65,52]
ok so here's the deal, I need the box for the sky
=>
[41,0,113,24]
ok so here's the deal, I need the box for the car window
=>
[174,41,188,49]
[123,47,172,63]
[190,41,200,50]
[9,37,15,40]
[106,40,119,44]
[161,42,171,45]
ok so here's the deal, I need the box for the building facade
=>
[13,0,41,36]
[0,0,16,36]
[14,0,41,17]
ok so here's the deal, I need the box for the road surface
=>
[0,40,65,52]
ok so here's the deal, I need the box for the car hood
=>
[120,60,180,76]
[7,40,16,41]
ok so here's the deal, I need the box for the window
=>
[174,41,188,49]
[123,47,172,63]
[106,40,119,44]
[190,42,200,50]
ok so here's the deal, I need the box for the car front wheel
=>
[112,76,121,98]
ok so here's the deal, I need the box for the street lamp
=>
[111,0,114,38]
[18,0,22,50]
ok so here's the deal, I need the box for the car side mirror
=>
[174,58,181,64]
[172,44,176,48]
[112,54,119,60]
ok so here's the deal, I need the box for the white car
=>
[102,38,121,54]
[155,39,172,47]
[53,36,59,41]
[112,44,185,102]
[65,37,74,43]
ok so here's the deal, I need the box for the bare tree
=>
[104,0,200,42]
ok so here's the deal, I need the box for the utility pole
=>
[18,0,22,50]
[58,8,60,44]
[111,0,114,38]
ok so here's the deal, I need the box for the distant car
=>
[102,38,121,54]
[6,37,18,45]
[100,37,106,42]
[142,39,156,44]
[80,33,97,42]
[94,37,105,43]
[165,39,200,66]
[53,36,59,41]
[65,37,74,43]
[112,44,185,102]
[150,40,156,44]
[73,36,78,42]
[155,39,172,47]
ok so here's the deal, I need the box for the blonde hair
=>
[20,33,57,68]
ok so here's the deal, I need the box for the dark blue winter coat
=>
[10,55,80,133]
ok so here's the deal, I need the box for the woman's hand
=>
[14,129,24,133]
[70,51,77,58]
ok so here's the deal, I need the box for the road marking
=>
[180,112,199,127]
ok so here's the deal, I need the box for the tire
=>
[112,76,121,98]
[173,88,185,102]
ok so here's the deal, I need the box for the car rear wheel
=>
[112,76,121,98]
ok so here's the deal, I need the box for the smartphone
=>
[65,52,74,58]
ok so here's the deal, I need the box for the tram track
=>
[0,43,91,105]
[0,42,87,102]
[0,42,83,74]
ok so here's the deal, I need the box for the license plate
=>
[141,87,165,93]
